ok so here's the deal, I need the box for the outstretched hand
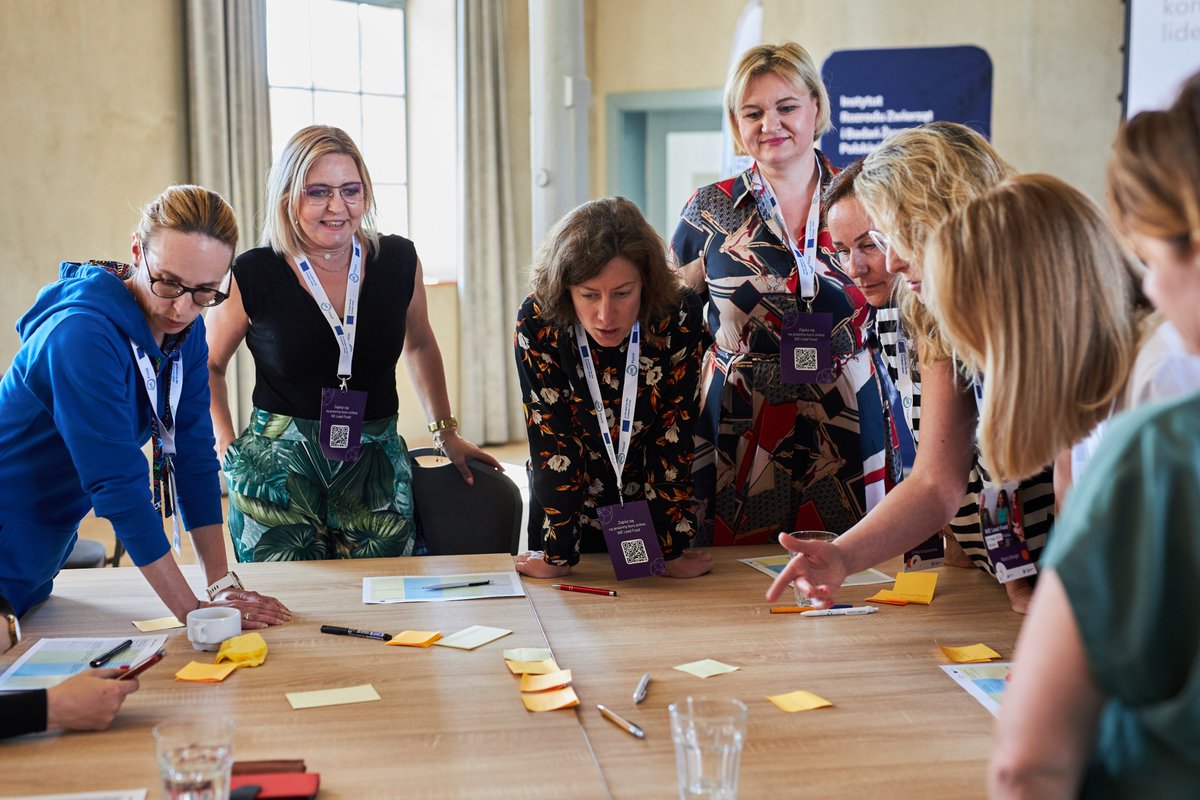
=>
[765,532,850,607]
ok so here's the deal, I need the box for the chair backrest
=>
[409,448,522,556]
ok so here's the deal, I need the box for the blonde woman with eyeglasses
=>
[206,125,497,563]
[0,185,288,626]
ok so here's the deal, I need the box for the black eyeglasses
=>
[142,248,231,308]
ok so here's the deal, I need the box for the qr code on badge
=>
[329,424,350,449]
[793,347,817,371]
[621,538,649,565]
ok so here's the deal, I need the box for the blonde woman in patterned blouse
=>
[514,198,712,579]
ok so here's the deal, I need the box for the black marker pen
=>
[89,639,134,668]
[320,624,392,642]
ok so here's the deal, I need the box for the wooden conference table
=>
[1,548,1022,798]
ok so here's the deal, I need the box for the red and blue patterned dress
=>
[670,154,888,545]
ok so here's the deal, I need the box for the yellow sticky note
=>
[766,690,833,712]
[939,642,1001,663]
[286,683,381,710]
[175,661,239,682]
[134,616,184,632]
[387,630,443,647]
[891,571,938,604]
[521,686,580,712]
[865,590,909,605]
[503,647,553,662]
[519,669,573,692]
[216,632,268,667]
[674,659,739,679]
[433,625,512,650]
[505,658,560,675]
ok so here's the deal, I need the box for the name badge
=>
[598,500,667,580]
[319,387,367,462]
[979,485,1037,584]
[780,310,833,384]
[903,531,945,572]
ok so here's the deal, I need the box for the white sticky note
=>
[433,625,512,650]
[286,683,381,710]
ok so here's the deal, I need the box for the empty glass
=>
[669,697,748,800]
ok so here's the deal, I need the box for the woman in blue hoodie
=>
[0,185,288,627]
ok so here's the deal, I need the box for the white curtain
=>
[457,0,524,445]
[185,0,272,435]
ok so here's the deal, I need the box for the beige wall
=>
[0,0,189,363]
[584,0,1126,204]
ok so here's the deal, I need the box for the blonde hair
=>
[1108,70,1200,252]
[925,174,1148,481]
[134,184,239,251]
[262,125,380,258]
[725,42,831,155]
[530,197,681,328]
[856,122,1015,360]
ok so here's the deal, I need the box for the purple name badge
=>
[980,486,1037,584]
[780,310,833,383]
[598,500,667,580]
[319,387,367,462]
[903,531,945,572]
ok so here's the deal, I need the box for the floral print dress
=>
[515,291,707,566]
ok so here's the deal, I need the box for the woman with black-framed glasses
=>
[0,184,288,627]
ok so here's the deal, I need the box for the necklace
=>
[311,245,350,272]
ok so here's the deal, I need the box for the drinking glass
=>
[153,717,234,800]
[668,697,748,800]
[786,530,838,606]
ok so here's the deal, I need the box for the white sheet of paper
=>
[362,572,526,604]
[433,625,513,650]
[940,662,1011,717]
[738,555,892,586]
[0,636,169,692]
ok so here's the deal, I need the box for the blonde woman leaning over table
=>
[0,185,287,627]
[514,198,711,579]
[990,73,1200,800]
[206,125,497,562]
[766,123,1054,613]
[670,42,889,549]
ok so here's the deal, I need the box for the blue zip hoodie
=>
[0,263,223,615]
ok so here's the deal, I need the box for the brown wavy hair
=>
[529,197,681,328]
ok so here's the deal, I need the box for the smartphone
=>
[118,648,165,681]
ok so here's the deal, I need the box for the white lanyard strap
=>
[297,237,362,388]
[893,327,915,434]
[130,342,182,456]
[573,321,641,498]
[750,161,823,302]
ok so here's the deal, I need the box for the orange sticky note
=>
[387,630,442,647]
[865,590,909,605]
[505,658,560,675]
[175,661,239,682]
[766,690,833,712]
[939,642,1001,663]
[521,686,580,712]
[519,669,572,693]
[892,571,938,604]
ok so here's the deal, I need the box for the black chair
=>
[409,447,522,556]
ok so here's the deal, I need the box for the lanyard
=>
[130,340,184,552]
[296,238,363,389]
[749,161,823,303]
[573,321,640,502]
[893,327,916,436]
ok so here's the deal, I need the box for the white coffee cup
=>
[186,607,241,651]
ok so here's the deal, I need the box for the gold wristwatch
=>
[427,416,458,433]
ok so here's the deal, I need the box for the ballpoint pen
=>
[597,704,645,739]
[550,584,617,597]
[633,672,650,704]
[799,606,878,617]
[423,580,492,591]
[320,624,393,641]
[89,639,134,668]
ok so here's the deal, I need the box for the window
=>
[265,0,409,237]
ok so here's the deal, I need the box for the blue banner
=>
[819,46,993,168]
